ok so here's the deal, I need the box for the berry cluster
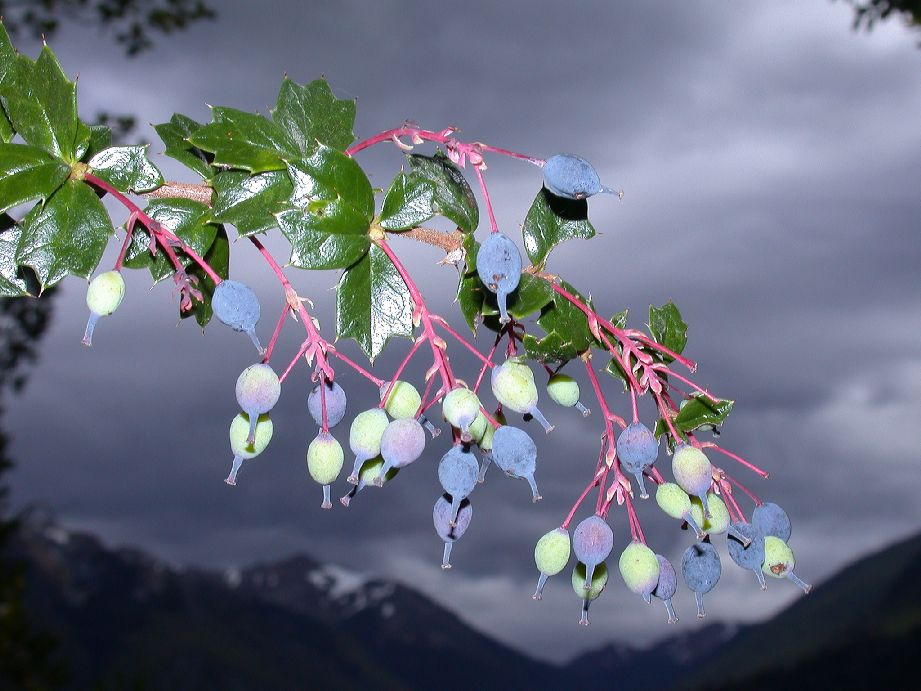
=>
[0,24,807,627]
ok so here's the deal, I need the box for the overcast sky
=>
[6,0,921,664]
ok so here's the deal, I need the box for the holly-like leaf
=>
[277,146,374,269]
[654,394,734,439]
[522,187,595,267]
[522,330,575,364]
[0,214,29,296]
[88,145,164,194]
[16,179,113,288]
[2,46,79,161]
[273,77,356,154]
[536,279,597,354]
[0,143,71,215]
[124,198,218,283]
[649,301,688,362]
[154,114,213,179]
[184,226,229,328]
[276,210,370,270]
[188,106,296,173]
[379,171,435,231]
[407,151,478,233]
[211,170,292,236]
[336,243,415,361]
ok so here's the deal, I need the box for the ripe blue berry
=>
[377,417,426,483]
[433,493,473,569]
[573,515,614,591]
[307,380,347,428]
[437,445,479,525]
[727,521,766,590]
[212,279,263,353]
[681,542,721,618]
[542,153,614,200]
[652,555,679,623]
[753,502,792,542]
[490,425,541,501]
[475,232,522,324]
[616,422,659,499]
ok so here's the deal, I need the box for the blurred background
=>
[1,0,919,688]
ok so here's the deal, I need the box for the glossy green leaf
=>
[0,143,71,215]
[83,126,112,161]
[336,243,415,361]
[188,106,296,173]
[154,114,213,179]
[379,171,435,231]
[276,209,370,269]
[0,107,12,144]
[654,394,734,439]
[211,170,292,236]
[72,120,91,161]
[536,279,597,354]
[88,145,164,194]
[0,23,14,85]
[522,187,595,266]
[456,233,484,332]
[649,301,688,362]
[407,151,478,233]
[273,77,356,153]
[124,198,218,283]
[16,179,113,288]
[2,47,79,161]
[0,214,29,296]
[522,331,574,364]
[184,226,229,328]
[286,146,374,219]
[604,355,630,391]
[481,274,554,334]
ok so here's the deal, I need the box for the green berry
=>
[442,387,481,440]
[656,482,706,539]
[225,412,273,486]
[618,542,660,602]
[83,270,126,346]
[571,561,609,626]
[491,358,553,432]
[533,527,571,600]
[762,536,811,593]
[379,380,421,419]
[307,431,345,509]
[690,493,731,535]
[347,408,390,483]
[547,373,590,416]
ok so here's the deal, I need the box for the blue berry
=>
[543,154,613,200]
[213,279,263,353]
[475,232,522,324]
[616,422,659,499]
[681,542,721,618]
[490,425,541,501]
[437,445,479,525]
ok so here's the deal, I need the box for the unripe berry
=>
[546,373,590,416]
[83,270,125,346]
[379,380,421,420]
[225,412,273,486]
[347,408,389,484]
[442,387,481,440]
[533,527,571,600]
[672,443,713,508]
[618,542,660,603]
[762,536,811,593]
[571,561,608,626]
[235,364,281,444]
[491,358,553,432]
[306,431,344,509]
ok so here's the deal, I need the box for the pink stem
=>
[433,315,495,367]
[279,342,308,384]
[328,350,383,386]
[84,173,221,284]
[380,336,427,408]
[723,473,763,505]
[701,442,770,478]
[113,211,138,270]
[263,301,290,365]
[561,467,606,530]
[650,365,720,402]
[472,164,499,233]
